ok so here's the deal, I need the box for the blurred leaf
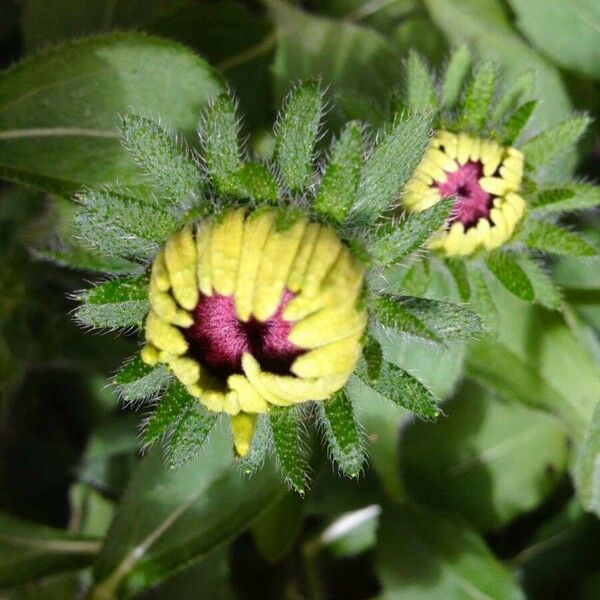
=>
[515,255,563,311]
[268,0,401,103]
[574,403,600,517]
[348,113,433,226]
[507,0,600,78]
[445,258,471,301]
[486,251,535,301]
[524,221,596,257]
[521,114,591,168]
[74,276,149,330]
[458,60,497,133]
[530,184,600,214]
[501,100,537,145]
[252,492,305,562]
[467,284,600,440]
[404,50,437,112]
[114,356,172,405]
[0,33,222,194]
[401,383,569,530]
[0,511,99,589]
[91,420,285,598]
[440,44,472,110]
[376,504,525,599]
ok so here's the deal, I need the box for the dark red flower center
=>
[183,290,305,379]
[436,161,492,229]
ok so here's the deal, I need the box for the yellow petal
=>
[507,147,524,161]
[499,166,521,186]
[196,222,213,296]
[252,217,307,321]
[287,222,320,292]
[150,248,170,292]
[169,356,201,385]
[149,283,193,327]
[164,226,198,311]
[414,169,434,185]
[480,177,513,196]
[228,374,269,413]
[291,333,362,378]
[223,392,241,416]
[145,311,188,355]
[482,149,504,177]
[319,246,365,307]
[469,137,482,161]
[141,344,160,366]
[505,192,526,220]
[288,306,367,348]
[301,226,342,297]
[436,131,458,159]
[428,148,458,173]
[258,370,348,403]
[456,133,473,165]
[282,293,324,321]
[443,222,465,256]
[419,157,447,183]
[457,226,478,256]
[242,353,293,407]
[234,210,275,322]
[230,413,258,457]
[211,208,245,296]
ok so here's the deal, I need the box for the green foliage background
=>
[0,1,599,598]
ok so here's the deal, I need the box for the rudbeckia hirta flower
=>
[404,131,526,256]
[73,81,484,491]
[141,212,366,455]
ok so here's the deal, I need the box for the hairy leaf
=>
[405,50,438,111]
[445,258,470,301]
[521,114,591,166]
[440,44,472,110]
[76,187,180,260]
[486,251,535,301]
[317,390,365,478]
[516,255,563,311]
[166,403,218,470]
[273,81,324,193]
[270,406,308,494]
[373,198,452,264]
[501,100,537,145]
[348,113,432,226]
[353,360,439,420]
[115,356,172,404]
[530,184,600,214]
[314,121,363,223]
[144,380,195,447]
[468,264,499,329]
[492,69,535,124]
[236,162,278,204]
[525,221,596,257]
[362,334,384,382]
[458,60,497,132]
[74,276,149,329]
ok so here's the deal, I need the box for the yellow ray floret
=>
[142,209,368,449]
[403,130,527,256]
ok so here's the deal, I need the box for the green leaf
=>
[515,255,563,311]
[492,69,535,124]
[199,92,243,197]
[268,0,401,106]
[114,356,172,404]
[165,403,218,470]
[398,260,432,297]
[362,334,384,382]
[445,258,471,301]
[317,390,365,478]
[90,421,286,599]
[440,44,472,110]
[0,511,99,589]
[353,360,439,420]
[0,33,222,195]
[401,382,569,530]
[524,221,596,257]
[273,81,324,193]
[376,504,526,599]
[313,121,363,223]
[144,380,195,447]
[521,114,591,167]
[467,264,499,329]
[270,406,309,494]
[373,198,453,265]
[530,184,600,214]
[74,276,149,329]
[507,0,600,78]
[252,492,305,563]
[574,403,600,516]
[119,114,204,212]
[501,100,537,145]
[486,251,535,301]
[235,162,278,204]
[373,295,484,343]
[404,50,438,111]
[76,187,181,260]
[458,60,497,133]
[348,112,432,226]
